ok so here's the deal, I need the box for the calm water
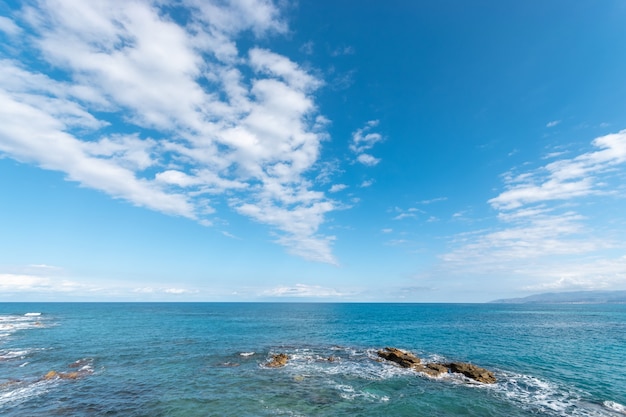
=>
[1,303,625,416]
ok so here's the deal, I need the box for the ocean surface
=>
[1,303,625,416]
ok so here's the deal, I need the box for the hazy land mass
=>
[490,290,626,304]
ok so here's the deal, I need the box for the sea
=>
[1,302,625,416]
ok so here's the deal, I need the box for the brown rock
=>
[43,371,58,380]
[446,362,496,384]
[423,363,449,377]
[377,347,421,368]
[265,353,289,368]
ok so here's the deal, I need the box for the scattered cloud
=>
[221,231,240,239]
[299,41,314,55]
[329,183,347,193]
[438,130,626,291]
[331,45,355,56]
[360,179,374,187]
[489,130,626,210]
[546,120,561,128]
[0,0,338,264]
[350,120,384,166]
[418,197,447,205]
[356,153,380,166]
[392,206,423,221]
[164,288,198,295]
[0,15,21,35]
[381,228,393,233]
[0,273,83,293]
[262,283,344,297]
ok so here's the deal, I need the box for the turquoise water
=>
[1,303,625,416]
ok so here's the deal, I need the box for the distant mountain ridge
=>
[490,290,626,304]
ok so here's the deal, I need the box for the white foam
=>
[0,350,30,360]
[332,383,389,402]
[481,371,619,417]
[604,401,626,415]
[0,380,55,407]
[24,313,41,317]
[240,352,255,357]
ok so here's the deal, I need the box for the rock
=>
[419,363,449,377]
[446,362,497,384]
[377,347,421,368]
[43,370,58,380]
[265,353,289,368]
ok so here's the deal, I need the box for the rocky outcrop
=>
[377,347,421,368]
[446,362,496,384]
[265,353,289,368]
[377,347,496,384]
[421,363,449,377]
[43,370,81,380]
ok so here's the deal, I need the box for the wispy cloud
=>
[392,206,424,221]
[0,0,338,264]
[329,183,347,193]
[0,15,21,35]
[546,120,561,128]
[331,45,355,56]
[489,130,626,210]
[439,130,626,292]
[0,273,84,293]
[262,283,345,297]
[350,120,384,166]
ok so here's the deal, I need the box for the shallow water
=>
[1,303,625,416]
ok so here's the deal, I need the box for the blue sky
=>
[1,0,626,302]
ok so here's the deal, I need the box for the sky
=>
[1,0,626,302]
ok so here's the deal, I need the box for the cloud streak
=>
[0,0,338,263]
[489,130,626,210]
[439,130,626,291]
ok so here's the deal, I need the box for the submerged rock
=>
[446,362,497,384]
[377,347,421,368]
[265,353,289,368]
[42,370,83,380]
[43,370,58,380]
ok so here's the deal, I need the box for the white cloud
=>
[0,273,89,293]
[437,130,626,292]
[356,153,380,166]
[489,130,626,210]
[546,120,561,128]
[0,16,21,35]
[164,288,198,295]
[329,183,347,193]
[263,283,344,297]
[419,197,447,204]
[350,120,384,166]
[0,0,338,263]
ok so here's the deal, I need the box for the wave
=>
[604,401,626,415]
[0,314,49,339]
[0,380,56,408]
[256,345,623,416]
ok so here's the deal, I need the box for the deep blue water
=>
[1,303,625,416]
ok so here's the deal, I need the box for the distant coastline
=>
[490,290,626,304]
